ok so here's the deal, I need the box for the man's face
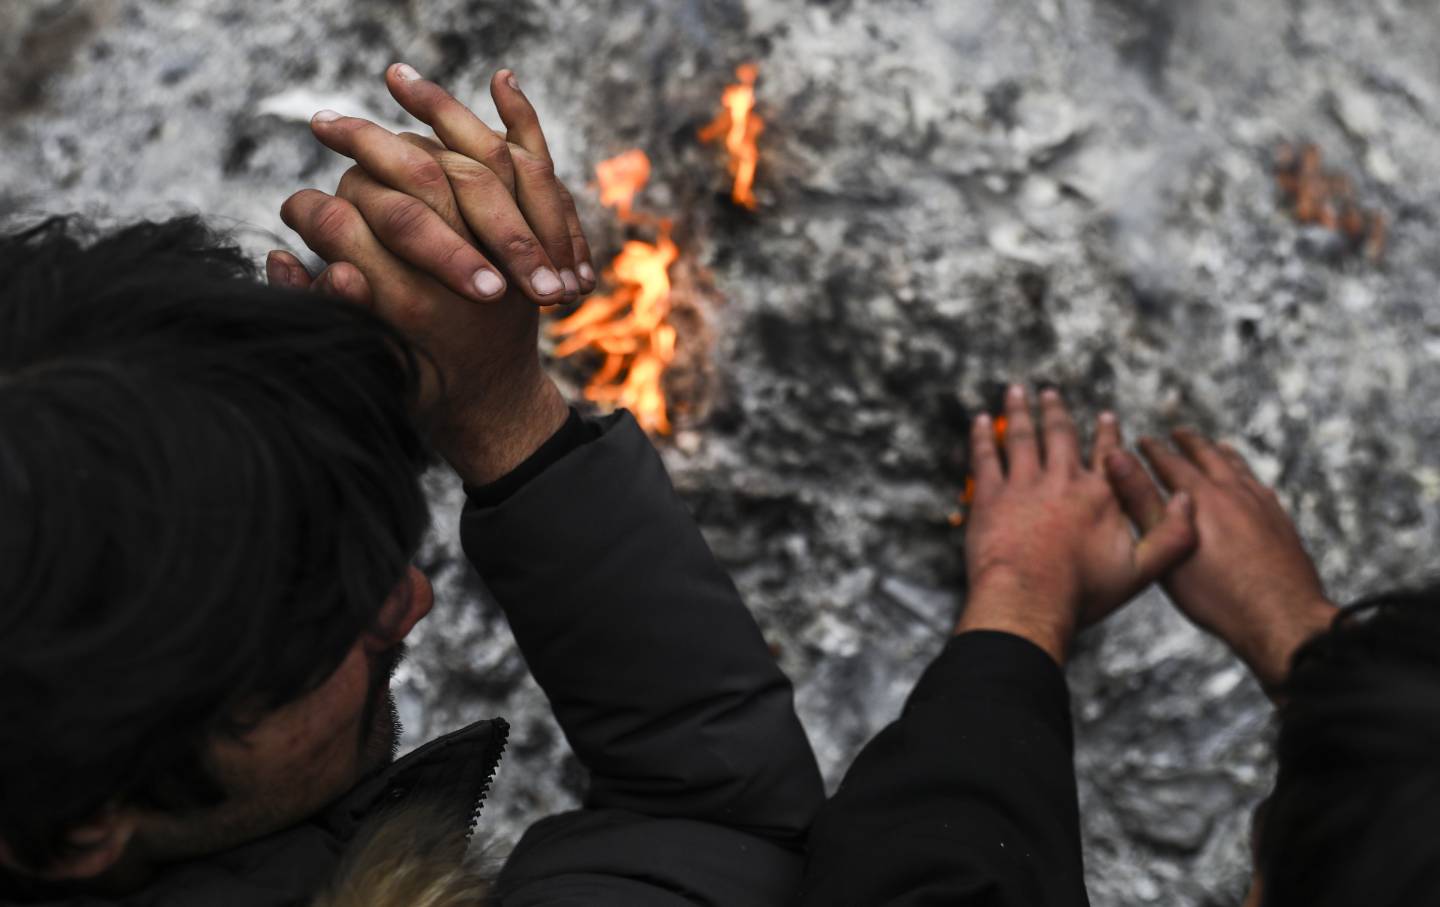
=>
[128,567,435,864]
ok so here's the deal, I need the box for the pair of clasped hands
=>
[278,65,1336,689]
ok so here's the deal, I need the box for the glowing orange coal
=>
[551,150,680,435]
[698,63,764,210]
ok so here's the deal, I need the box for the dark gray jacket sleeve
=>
[459,410,824,903]
[797,630,1091,906]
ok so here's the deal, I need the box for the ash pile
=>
[5,0,1440,903]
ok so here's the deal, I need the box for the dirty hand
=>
[958,386,1199,665]
[1104,429,1338,693]
[268,65,593,485]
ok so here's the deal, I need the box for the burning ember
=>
[1275,143,1387,262]
[550,150,681,435]
[698,63,764,210]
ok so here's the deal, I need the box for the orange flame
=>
[698,63,764,210]
[551,150,679,435]
[595,149,651,222]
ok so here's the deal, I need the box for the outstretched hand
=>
[958,386,1199,664]
[1104,429,1337,693]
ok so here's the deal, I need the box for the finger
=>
[556,179,597,292]
[310,111,465,230]
[386,63,516,194]
[1132,492,1199,584]
[1039,388,1080,475]
[398,131,446,154]
[1138,435,1207,492]
[510,145,579,299]
[1003,384,1040,481]
[265,250,312,290]
[279,189,429,317]
[970,412,1004,497]
[337,166,508,302]
[310,261,374,308]
[1105,450,1170,531]
[1216,441,1260,481]
[492,69,551,162]
[1089,411,1121,472]
[436,156,568,304]
[1171,427,1239,482]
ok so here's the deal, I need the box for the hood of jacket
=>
[2,718,508,907]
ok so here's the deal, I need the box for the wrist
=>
[957,568,1077,666]
[434,368,568,487]
[1237,596,1338,695]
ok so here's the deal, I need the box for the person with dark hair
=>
[0,64,823,905]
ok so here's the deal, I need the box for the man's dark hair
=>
[1258,583,1440,905]
[0,216,431,868]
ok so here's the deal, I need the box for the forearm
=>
[800,631,1088,906]
[459,412,823,842]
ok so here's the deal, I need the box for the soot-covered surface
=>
[5,0,1440,902]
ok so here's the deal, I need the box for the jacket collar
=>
[3,718,509,906]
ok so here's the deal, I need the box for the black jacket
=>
[798,631,1091,906]
[7,410,824,905]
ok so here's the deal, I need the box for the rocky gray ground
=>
[5,0,1440,902]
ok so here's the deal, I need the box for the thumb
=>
[1132,492,1198,584]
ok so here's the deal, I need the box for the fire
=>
[1274,143,1386,261]
[550,150,680,435]
[595,149,651,221]
[698,63,764,210]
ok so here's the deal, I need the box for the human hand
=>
[1104,429,1337,692]
[269,66,588,484]
[957,386,1199,664]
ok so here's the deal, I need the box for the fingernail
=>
[531,267,563,297]
[1041,388,1060,401]
[265,253,286,286]
[577,262,596,284]
[560,269,580,296]
[473,269,505,298]
[1100,411,1117,425]
[1106,452,1133,476]
[394,63,422,81]
[975,413,992,428]
[506,71,520,92]
[312,109,342,123]
[1008,383,1025,401]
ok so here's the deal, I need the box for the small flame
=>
[551,150,680,435]
[595,149,651,222]
[1274,143,1386,262]
[698,63,764,210]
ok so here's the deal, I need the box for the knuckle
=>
[514,152,555,181]
[405,157,449,192]
[311,198,358,245]
[481,142,515,172]
[501,233,543,261]
[442,159,500,190]
[379,198,433,238]
[433,240,475,271]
